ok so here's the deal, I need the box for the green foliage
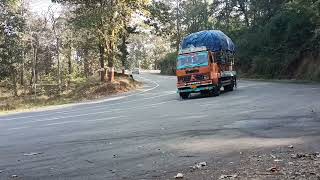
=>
[153,0,320,79]
[182,0,212,33]
[234,0,320,78]
[1,0,320,100]
[159,52,177,75]
[148,0,212,51]
[0,1,25,80]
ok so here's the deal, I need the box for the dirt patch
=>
[168,137,303,154]
[162,145,320,180]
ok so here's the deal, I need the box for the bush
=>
[234,1,319,80]
[159,52,177,75]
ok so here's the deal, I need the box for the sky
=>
[28,0,61,15]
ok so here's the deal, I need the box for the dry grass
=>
[0,75,141,114]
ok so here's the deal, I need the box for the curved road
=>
[0,74,320,179]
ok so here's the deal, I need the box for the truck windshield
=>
[177,51,209,70]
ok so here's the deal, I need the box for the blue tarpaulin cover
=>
[181,30,235,52]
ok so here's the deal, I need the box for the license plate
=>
[191,85,197,89]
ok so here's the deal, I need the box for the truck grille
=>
[194,74,205,81]
[183,76,191,82]
[182,74,206,82]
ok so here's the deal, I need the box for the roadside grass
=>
[0,74,142,115]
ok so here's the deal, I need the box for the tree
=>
[0,0,26,96]
[49,7,63,92]
[53,0,149,82]
[151,0,320,80]
[182,0,212,33]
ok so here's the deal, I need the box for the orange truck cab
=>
[176,30,237,99]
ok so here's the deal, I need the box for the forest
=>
[156,0,320,80]
[0,0,320,110]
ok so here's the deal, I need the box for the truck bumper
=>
[177,84,215,93]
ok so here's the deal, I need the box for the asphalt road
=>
[0,74,320,180]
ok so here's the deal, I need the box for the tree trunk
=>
[107,38,115,82]
[106,28,116,82]
[83,48,90,78]
[176,0,181,52]
[67,44,72,86]
[65,45,71,88]
[34,47,39,84]
[239,1,250,27]
[20,59,26,96]
[11,67,18,97]
[20,59,24,86]
[99,43,106,82]
[30,44,37,92]
[68,46,72,75]
[120,35,127,69]
[56,37,62,94]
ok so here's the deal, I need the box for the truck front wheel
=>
[209,86,220,97]
[213,87,221,96]
[179,92,190,99]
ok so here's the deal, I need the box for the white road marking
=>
[1,76,164,121]
[174,115,209,120]
[8,126,30,131]
[70,96,127,105]
[154,112,205,120]
[237,109,258,114]
[8,116,126,131]
[12,99,177,125]
[2,92,176,123]
[44,116,126,127]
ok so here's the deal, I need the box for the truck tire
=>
[200,90,209,96]
[214,87,221,96]
[224,79,234,92]
[224,84,233,92]
[210,87,220,97]
[180,92,190,99]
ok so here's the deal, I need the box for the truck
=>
[176,30,237,99]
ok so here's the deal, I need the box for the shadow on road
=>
[185,89,238,100]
